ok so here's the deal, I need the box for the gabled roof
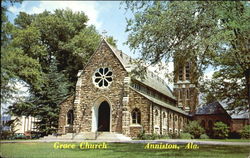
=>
[103,38,175,100]
[195,101,230,116]
[229,110,249,119]
[195,101,249,119]
[220,101,249,119]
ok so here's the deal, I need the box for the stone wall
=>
[58,95,75,134]
[129,125,143,138]
[128,89,151,137]
[231,119,249,132]
[128,88,188,137]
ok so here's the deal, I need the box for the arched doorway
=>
[98,101,110,131]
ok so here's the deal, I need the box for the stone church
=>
[58,38,199,138]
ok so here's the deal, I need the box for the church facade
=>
[58,39,193,138]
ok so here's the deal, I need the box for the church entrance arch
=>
[98,101,110,131]
[91,97,112,132]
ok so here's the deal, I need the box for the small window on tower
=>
[185,63,190,80]
[178,67,183,81]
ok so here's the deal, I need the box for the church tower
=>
[173,59,199,114]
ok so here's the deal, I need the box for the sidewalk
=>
[1,139,250,146]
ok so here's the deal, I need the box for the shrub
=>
[168,132,179,139]
[149,133,158,140]
[160,135,170,139]
[183,121,205,139]
[180,133,193,139]
[213,122,229,139]
[241,125,250,139]
[137,131,164,140]
[0,131,13,140]
[200,134,209,139]
[137,130,147,140]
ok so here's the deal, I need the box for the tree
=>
[8,61,72,135]
[124,1,250,110]
[1,0,42,104]
[106,36,117,47]
[240,125,250,139]
[12,9,101,87]
[203,92,217,105]
[33,62,72,135]
[213,122,229,139]
[183,121,205,139]
[3,8,117,135]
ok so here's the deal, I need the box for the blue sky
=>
[7,1,135,57]
[6,1,215,83]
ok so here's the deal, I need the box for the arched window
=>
[179,117,182,126]
[175,116,178,121]
[132,108,141,124]
[155,109,159,116]
[163,112,167,127]
[179,117,182,123]
[155,109,160,126]
[67,110,74,125]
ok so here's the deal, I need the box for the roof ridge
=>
[99,39,176,100]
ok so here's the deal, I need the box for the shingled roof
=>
[195,101,229,115]
[105,39,175,100]
[132,88,188,115]
[220,101,249,119]
[195,101,249,119]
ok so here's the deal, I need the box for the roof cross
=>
[101,30,107,39]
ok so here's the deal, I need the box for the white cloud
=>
[8,1,102,29]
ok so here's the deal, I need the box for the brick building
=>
[58,39,191,138]
[194,101,249,136]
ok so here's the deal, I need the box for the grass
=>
[1,142,250,158]
[192,139,250,142]
[1,138,249,142]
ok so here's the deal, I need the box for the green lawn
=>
[192,139,250,142]
[0,142,249,158]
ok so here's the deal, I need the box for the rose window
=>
[93,67,113,88]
